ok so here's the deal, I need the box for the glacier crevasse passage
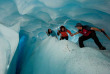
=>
[0,0,110,74]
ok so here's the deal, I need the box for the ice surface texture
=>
[19,37,110,74]
[0,0,110,74]
[0,24,19,74]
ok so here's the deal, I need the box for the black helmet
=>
[75,23,82,27]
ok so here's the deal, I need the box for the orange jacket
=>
[60,30,71,37]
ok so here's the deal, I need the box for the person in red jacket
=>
[72,23,106,50]
[57,26,72,40]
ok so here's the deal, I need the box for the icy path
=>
[20,37,110,74]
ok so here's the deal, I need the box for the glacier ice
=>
[19,37,110,74]
[0,34,10,74]
[0,24,19,74]
[0,0,110,74]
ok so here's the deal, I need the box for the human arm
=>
[57,30,60,36]
[91,27,110,40]
[91,27,104,32]
[71,32,79,36]
[46,32,50,36]
[67,30,73,36]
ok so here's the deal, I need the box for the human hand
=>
[100,29,104,32]
[101,29,104,31]
[71,34,74,36]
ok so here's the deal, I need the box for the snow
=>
[19,37,110,74]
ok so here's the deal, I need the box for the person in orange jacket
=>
[57,26,73,40]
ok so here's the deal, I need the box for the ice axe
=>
[101,30,110,40]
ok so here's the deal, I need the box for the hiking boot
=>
[100,46,106,50]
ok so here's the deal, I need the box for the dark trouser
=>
[60,36,68,40]
[79,31,103,49]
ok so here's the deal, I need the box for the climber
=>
[72,23,106,50]
[46,29,57,38]
[57,26,73,40]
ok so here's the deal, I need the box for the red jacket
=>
[79,29,92,36]
[60,30,71,37]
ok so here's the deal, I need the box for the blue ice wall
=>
[0,0,110,74]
